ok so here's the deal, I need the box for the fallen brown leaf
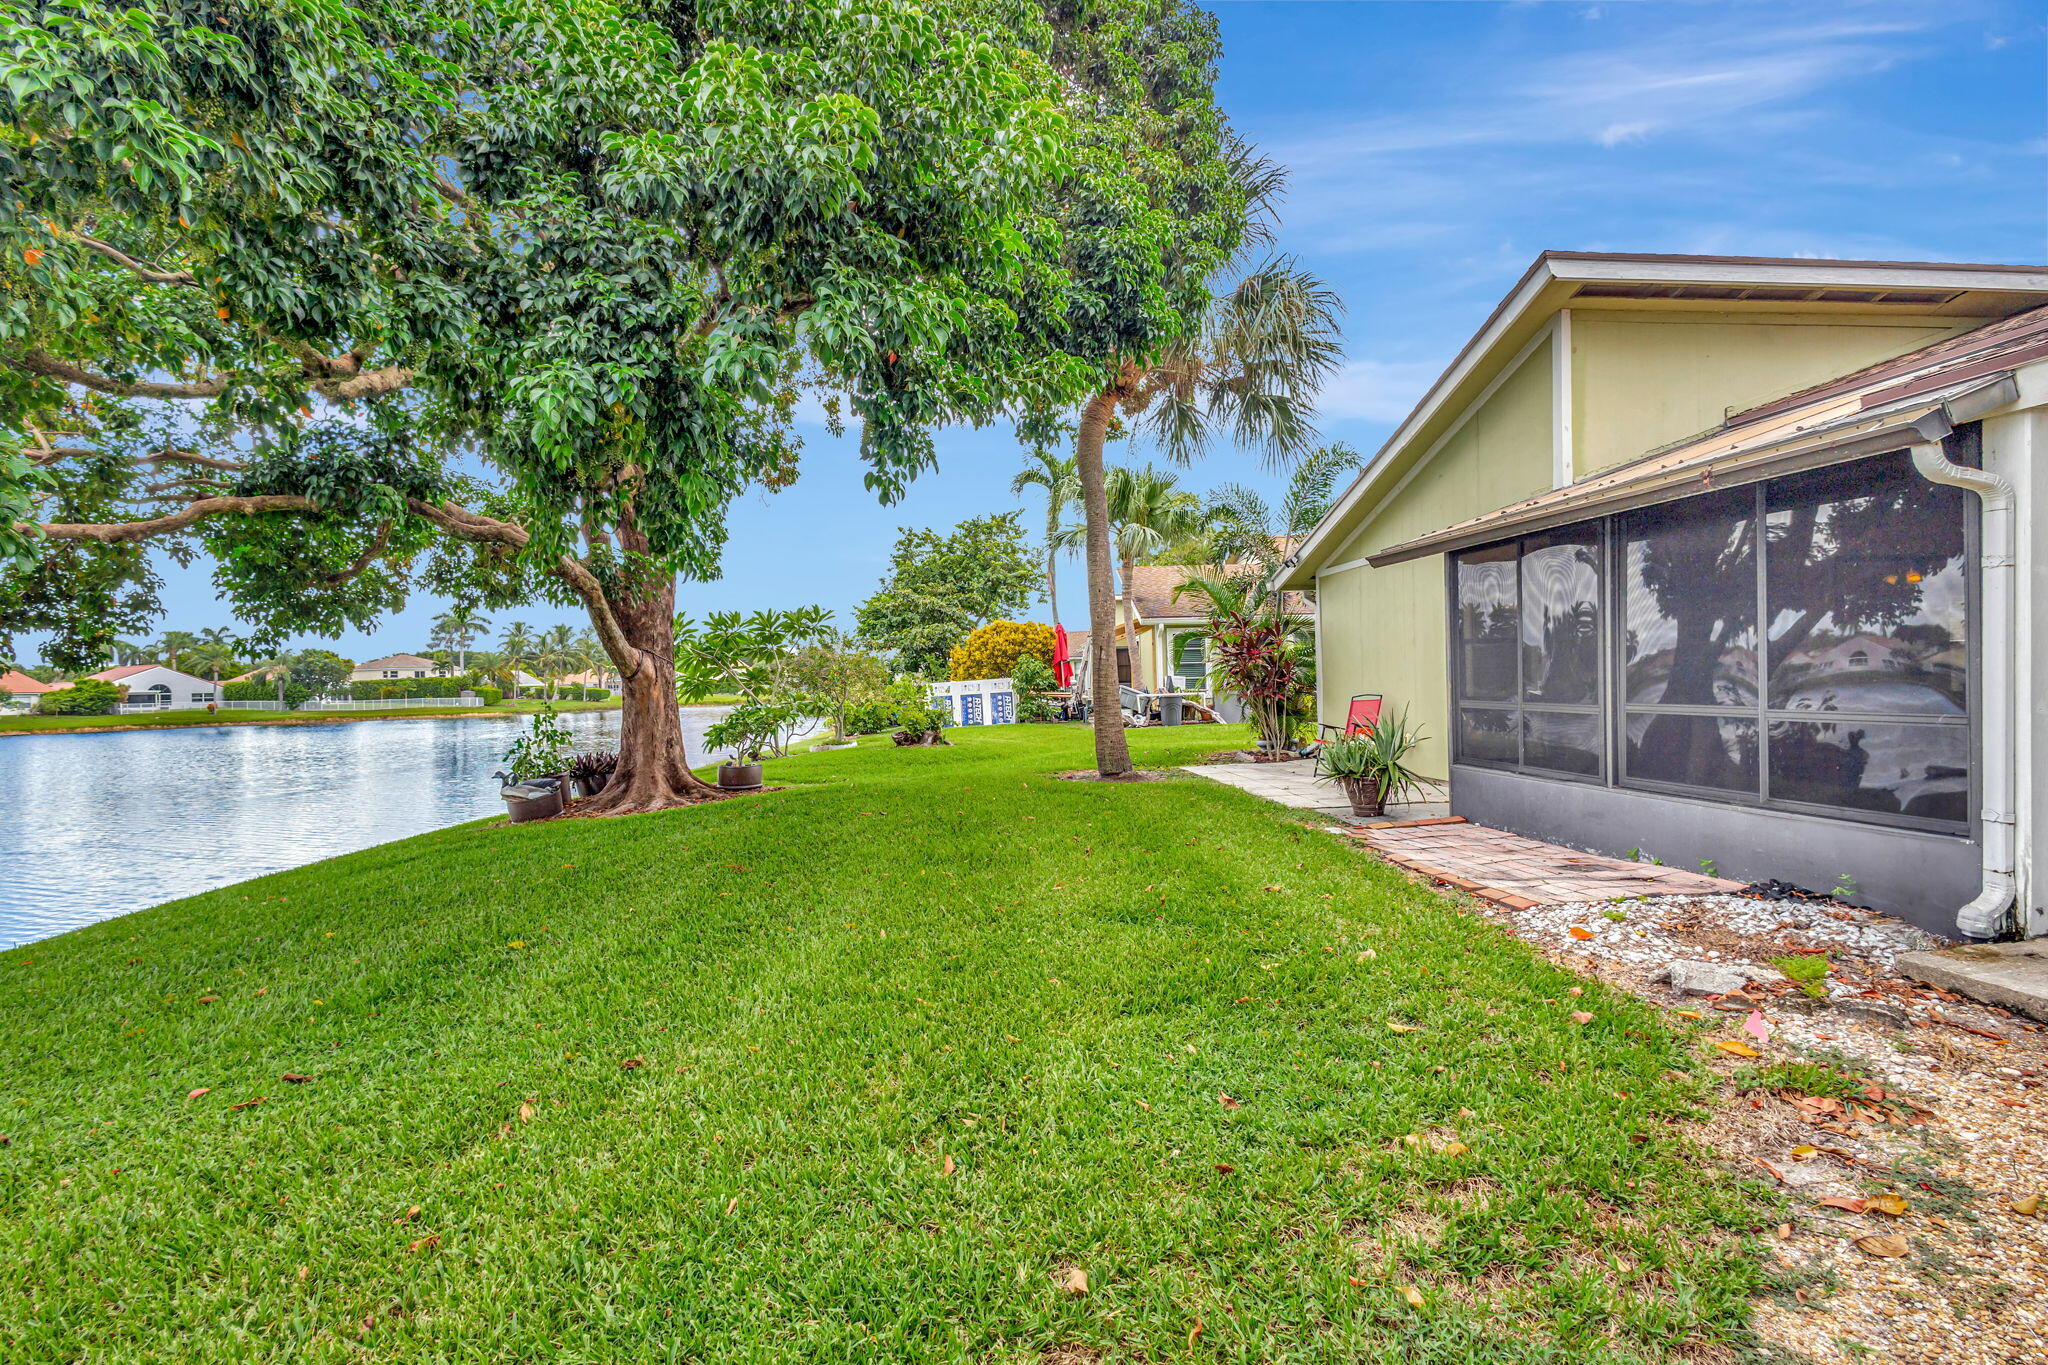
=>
[1387,1022,1419,1034]
[394,1205,421,1223]
[1401,1285,1425,1308]
[1214,1162,1235,1174]
[229,1095,266,1111]
[1568,1011,1593,1026]
[1713,1040,1762,1058]
[1854,1233,1909,1258]
[1061,1265,1089,1295]
[1218,1092,1242,1110]
[407,1234,440,1253]
[186,1088,211,1101]
[1567,926,1594,941]
[1816,1196,1868,1214]
[517,1102,535,1123]
[620,1057,645,1070]
[281,1073,312,1084]
[1868,1193,1909,1217]
[941,1154,956,1176]
[2011,1194,2040,1217]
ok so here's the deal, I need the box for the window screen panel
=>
[1765,453,1968,716]
[1620,488,1758,707]
[1455,544,1519,701]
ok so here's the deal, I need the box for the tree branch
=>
[21,494,318,543]
[63,232,197,286]
[318,519,394,586]
[8,348,229,400]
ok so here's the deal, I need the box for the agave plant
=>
[1316,706,1434,816]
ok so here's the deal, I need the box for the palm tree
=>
[154,630,199,671]
[1067,258,1342,775]
[1197,441,1362,606]
[244,654,295,706]
[1054,465,1205,694]
[184,627,242,682]
[429,604,491,673]
[1010,449,1078,628]
[534,624,579,699]
[498,620,536,693]
[109,637,152,666]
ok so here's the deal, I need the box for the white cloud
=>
[1316,357,1447,424]
[1595,120,1653,147]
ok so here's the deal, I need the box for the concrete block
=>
[1896,940,2048,1022]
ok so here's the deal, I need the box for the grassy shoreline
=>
[0,725,1772,1361]
[0,696,743,736]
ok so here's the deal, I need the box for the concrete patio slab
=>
[1897,940,2048,1022]
[1181,757,1450,823]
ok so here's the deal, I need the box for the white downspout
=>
[1911,411,2016,940]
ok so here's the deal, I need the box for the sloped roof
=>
[354,653,437,670]
[87,664,157,682]
[1362,304,2042,568]
[1120,565,1310,622]
[1,669,53,693]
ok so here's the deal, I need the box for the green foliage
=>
[1771,954,1834,1000]
[787,628,890,742]
[1010,652,1058,722]
[886,678,952,736]
[702,697,808,765]
[1316,706,1434,806]
[1202,600,1313,753]
[855,514,1039,674]
[223,680,313,709]
[842,699,902,735]
[33,677,121,714]
[502,704,574,782]
[674,608,830,706]
[348,677,476,702]
[1736,1058,1867,1102]
[1,0,1094,678]
[473,685,503,706]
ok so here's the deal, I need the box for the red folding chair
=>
[1312,694,1382,774]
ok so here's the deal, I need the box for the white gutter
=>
[1909,382,2021,939]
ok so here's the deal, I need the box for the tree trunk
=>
[1046,550,1060,632]
[570,570,724,815]
[1073,386,1131,777]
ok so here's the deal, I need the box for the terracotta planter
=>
[718,761,763,791]
[1337,775,1386,818]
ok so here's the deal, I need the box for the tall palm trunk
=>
[1045,551,1060,631]
[1074,386,1132,777]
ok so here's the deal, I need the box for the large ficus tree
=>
[0,0,1080,811]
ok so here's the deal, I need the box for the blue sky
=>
[111,0,2048,661]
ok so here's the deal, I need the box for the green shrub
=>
[35,679,123,715]
[1010,654,1058,721]
[348,677,469,701]
[843,699,900,734]
[1771,954,1832,999]
[224,680,314,709]
[584,687,609,702]
[474,685,503,706]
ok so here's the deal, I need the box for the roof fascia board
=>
[1546,254,2048,292]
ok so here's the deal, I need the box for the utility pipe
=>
[1910,409,2015,940]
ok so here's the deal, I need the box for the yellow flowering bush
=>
[947,619,1056,681]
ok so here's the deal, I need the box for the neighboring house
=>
[509,670,547,696]
[1280,251,2048,938]
[556,668,620,691]
[1068,564,1311,711]
[348,653,451,683]
[85,664,222,710]
[2,669,55,706]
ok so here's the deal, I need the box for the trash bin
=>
[1158,694,1184,726]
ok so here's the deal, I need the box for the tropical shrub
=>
[1205,607,1314,754]
[703,698,809,764]
[948,619,1055,681]
[348,677,473,701]
[473,686,503,706]
[1010,652,1059,722]
[503,705,575,782]
[34,678,121,714]
[842,699,901,735]
[568,750,619,795]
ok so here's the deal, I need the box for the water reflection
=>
[0,708,738,946]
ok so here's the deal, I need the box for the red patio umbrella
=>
[1052,624,1073,688]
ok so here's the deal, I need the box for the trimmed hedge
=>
[224,680,314,709]
[35,679,123,715]
[347,677,475,701]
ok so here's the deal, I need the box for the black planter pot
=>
[718,761,763,791]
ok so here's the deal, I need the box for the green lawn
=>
[0,726,1775,1362]
[0,696,747,735]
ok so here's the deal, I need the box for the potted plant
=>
[702,698,803,790]
[567,749,619,797]
[500,705,575,821]
[1316,706,1433,818]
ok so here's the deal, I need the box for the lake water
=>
[0,707,744,947]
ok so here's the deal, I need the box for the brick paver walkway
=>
[1338,820,1750,910]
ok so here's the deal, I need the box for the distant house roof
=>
[1361,303,2043,568]
[1120,564,1311,622]
[87,664,158,682]
[355,653,438,671]
[1,668,54,693]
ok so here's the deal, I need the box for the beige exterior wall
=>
[1569,311,1966,478]
[1314,334,1556,777]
